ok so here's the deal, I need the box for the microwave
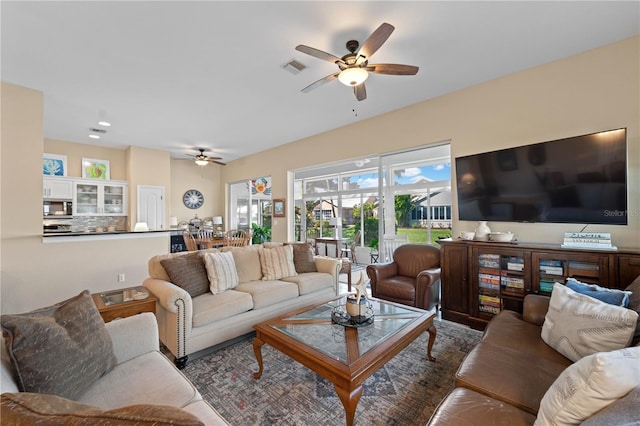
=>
[43,200,72,217]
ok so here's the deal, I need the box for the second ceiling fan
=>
[296,22,418,101]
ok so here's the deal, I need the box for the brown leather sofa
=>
[366,243,441,310]
[428,277,640,425]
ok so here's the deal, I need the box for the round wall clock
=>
[183,189,204,209]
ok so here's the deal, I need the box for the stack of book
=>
[501,275,525,292]
[479,295,501,314]
[539,259,564,275]
[561,232,617,250]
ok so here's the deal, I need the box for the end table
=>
[92,286,158,322]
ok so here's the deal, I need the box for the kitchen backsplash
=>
[71,216,127,232]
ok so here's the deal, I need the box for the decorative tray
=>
[331,304,374,328]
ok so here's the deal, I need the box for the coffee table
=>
[252,296,437,426]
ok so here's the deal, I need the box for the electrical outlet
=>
[118,273,125,282]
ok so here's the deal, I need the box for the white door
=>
[137,185,165,230]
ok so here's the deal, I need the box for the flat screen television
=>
[455,128,627,225]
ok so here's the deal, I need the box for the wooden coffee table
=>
[252,296,437,426]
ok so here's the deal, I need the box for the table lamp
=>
[213,216,223,235]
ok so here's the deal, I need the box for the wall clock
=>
[183,189,204,209]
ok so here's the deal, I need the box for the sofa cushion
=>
[286,242,318,273]
[282,272,333,295]
[192,290,253,327]
[259,244,297,280]
[625,276,640,345]
[535,346,640,425]
[203,251,239,294]
[78,350,198,409]
[0,392,204,426]
[222,245,263,283]
[428,387,537,426]
[565,277,632,307]
[0,290,117,400]
[455,342,568,414]
[541,283,638,362]
[481,310,572,366]
[235,281,299,309]
[160,251,209,298]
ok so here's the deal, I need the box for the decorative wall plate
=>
[183,189,204,209]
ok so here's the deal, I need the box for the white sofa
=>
[144,243,341,367]
[1,313,229,425]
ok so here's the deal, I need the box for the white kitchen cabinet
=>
[73,181,127,216]
[43,177,73,200]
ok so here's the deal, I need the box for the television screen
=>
[455,128,627,225]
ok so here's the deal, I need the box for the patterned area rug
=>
[182,319,482,425]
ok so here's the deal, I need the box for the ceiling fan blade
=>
[296,45,345,65]
[301,72,340,93]
[357,22,394,63]
[368,63,419,75]
[210,160,226,166]
[354,83,367,101]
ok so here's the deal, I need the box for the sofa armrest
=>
[105,313,159,364]
[416,267,441,310]
[143,278,194,360]
[522,294,550,326]
[366,262,400,298]
[143,278,192,314]
[314,256,341,292]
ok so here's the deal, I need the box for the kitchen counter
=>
[42,230,170,243]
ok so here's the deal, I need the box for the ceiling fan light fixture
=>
[338,67,368,87]
[195,159,209,166]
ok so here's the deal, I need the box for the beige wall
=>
[126,146,171,229]
[44,138,127,181]
[222,36,640,248]
[170,159,224,224]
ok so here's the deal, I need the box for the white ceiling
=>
[2,1,638,163]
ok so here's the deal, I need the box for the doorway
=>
[137,185,165,230]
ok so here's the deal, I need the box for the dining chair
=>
[182,231,198,251]
[341,230,361,263]
[224,229,247,247]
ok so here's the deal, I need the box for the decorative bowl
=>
[489,232,514,242]
[460,231,475,240]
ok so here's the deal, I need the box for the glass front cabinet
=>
[73,181,127,216]
[470,246,532,325]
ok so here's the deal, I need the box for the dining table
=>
[196,237,225,249]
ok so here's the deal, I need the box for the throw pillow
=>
[286,242,318,273]
[565,277,632,307]
[203,251,239,294]
[1,392,204,425]
[259,244,297,280]
[0,290,117,400]
[541,283,638,362]
[534,346,640,426]
[160,251,209,298]
[625,276,640,346]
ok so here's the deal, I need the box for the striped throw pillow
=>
[259,244,297,280]
[203,251,239,294]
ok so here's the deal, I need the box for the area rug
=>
[182,319,482,425]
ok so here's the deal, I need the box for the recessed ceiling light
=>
[98,121,111,127]
[89,134,100,139]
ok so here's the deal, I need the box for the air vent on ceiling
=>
[89,128,107,133]
[282,59,306,75]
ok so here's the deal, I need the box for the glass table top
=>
[271,296,432,363]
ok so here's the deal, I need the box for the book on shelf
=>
[539,281,555,293]
[479,273,500,282]
[563,238,612,244]
[539,259,563,267]
[501,276,524,289]
[540,265,564,275]
[479,295,501,307]
[479,281,500,291]
[507,262,524,271]
[479,304,500,315]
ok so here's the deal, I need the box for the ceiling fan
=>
[187,148,226,166]
[296,22,419,101]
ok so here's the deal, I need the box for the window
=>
[293,143,451,257]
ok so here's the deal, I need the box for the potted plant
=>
[251,223,271,244]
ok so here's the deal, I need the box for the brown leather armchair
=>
[366,243,441,310]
